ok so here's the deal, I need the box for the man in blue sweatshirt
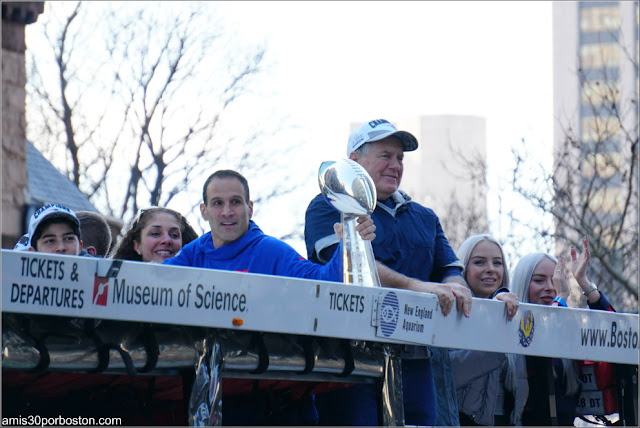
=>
[164,169,374,279]
[164,169,375,425]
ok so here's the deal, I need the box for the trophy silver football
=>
[319,159,382,288]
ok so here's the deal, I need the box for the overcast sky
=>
[27,1,555,256]
[213,1,554,254]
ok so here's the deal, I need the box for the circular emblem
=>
[380,292,400,337]
[518,310,535,347]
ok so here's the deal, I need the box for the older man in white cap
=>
[304,119,471,426]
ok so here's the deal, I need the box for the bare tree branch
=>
[26,2,295,240]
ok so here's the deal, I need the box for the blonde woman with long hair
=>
[450,234,523,425]
[507,236,615,425]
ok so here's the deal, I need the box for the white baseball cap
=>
[28,204,81,248]
[13,234,31,251]
[347,119,418,156]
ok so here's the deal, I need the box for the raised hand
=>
[570,235,590,284]
[570,235,601,303]
[552,254,571,301]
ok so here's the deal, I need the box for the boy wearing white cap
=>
[25,204,83,255]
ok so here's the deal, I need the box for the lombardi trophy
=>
[318,159,381,288]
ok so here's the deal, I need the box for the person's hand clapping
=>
[552,255,571,301]
[570,235,601,303]
[571,235,590,284]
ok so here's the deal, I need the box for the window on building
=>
[580,42,621,69]
[581,152,622,179]
[580,6,620,33]
[588,187,624,214]
[581,115,622,142]
[593,224,625,250]
[581,80,621,106]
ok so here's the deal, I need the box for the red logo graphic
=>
[93,274,109,306]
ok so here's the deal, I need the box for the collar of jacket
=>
[376,190,412,218]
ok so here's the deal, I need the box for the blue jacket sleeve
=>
[163,242,194,266]
[270,237,343,282]
[304,194,341,264]
[587,291,615,312]
[430,216,464,282]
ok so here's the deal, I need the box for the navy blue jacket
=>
[305,190,463,283]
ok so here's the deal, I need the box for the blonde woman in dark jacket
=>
[507,236,613,426]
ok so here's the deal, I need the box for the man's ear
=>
[200,202,207,220]
[349,152,359,161]
[247,201,254,219]
[86,246,97,256]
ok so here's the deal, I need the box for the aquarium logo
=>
[379,291,400,337]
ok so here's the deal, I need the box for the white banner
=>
[2,250,638,365]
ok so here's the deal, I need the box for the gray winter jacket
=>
[450,350,529,426]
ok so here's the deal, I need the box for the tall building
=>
[552,1,638,311]
[350,115,488,250]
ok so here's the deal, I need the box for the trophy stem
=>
[341,213,382,288]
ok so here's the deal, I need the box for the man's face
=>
[350,137,404,201]
[32,222,82,255]
[200,177,253,248]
